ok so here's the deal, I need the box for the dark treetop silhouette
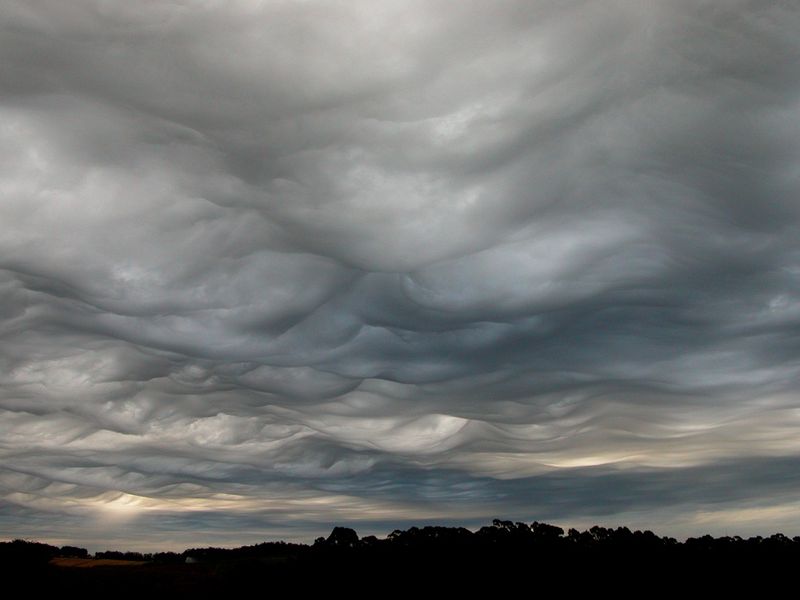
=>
[3,518,798,596]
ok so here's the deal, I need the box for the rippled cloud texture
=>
[3,0,800,550]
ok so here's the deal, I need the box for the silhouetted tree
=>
[531,521,564,540]
[325,526,359,548]
[60,545,89,558]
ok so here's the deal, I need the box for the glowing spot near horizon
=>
[93,492,149,524]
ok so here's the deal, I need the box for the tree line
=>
[4,518,798,594]
[5,518,800,564]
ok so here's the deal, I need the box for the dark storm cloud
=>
[3,0,800,549]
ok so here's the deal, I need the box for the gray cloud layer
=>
[3,0,800,550]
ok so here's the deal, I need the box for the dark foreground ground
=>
[2,520,797,596]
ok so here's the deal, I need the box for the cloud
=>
[2,0,800,549]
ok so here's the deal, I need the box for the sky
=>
[2,0,800,552]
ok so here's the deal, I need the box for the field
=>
[51,557,147,568]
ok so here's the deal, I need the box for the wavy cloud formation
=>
[3,0,800,549]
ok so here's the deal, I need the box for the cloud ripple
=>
[2,0,800,549]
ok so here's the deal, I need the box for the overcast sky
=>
[3,0,800,551]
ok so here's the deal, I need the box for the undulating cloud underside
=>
[2,0,800,550]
